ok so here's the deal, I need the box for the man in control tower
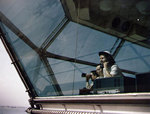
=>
[82,51,124,89]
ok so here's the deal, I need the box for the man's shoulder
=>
[111,64,118,68]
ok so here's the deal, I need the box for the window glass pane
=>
[46,22,126,95]
[48,58,95,95]
[115,41,150,75]
[0,0,65,47]
[47,22,118,63]
[2,19,150,96]
[1,0,150,97]
[2,24,58,96]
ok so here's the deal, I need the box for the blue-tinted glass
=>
[47,22,118,63]
[1,24,57,96]
[116,41,150,75]
[0,0,65,47]
[1,0,150,97]
[48,58,95,95]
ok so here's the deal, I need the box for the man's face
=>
[100,55,107,64]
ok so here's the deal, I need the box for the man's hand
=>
[103,62,109,69]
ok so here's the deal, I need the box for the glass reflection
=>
[0,0,65,47]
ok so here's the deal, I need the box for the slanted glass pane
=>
[48,58,95,95]
[46,22,125,95]
[1,0,150,98]
[0,0,65,47]
[1,24,58,96]
[47,22,118,63]
[115,41,150,76]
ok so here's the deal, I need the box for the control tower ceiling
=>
[61,0,150,48]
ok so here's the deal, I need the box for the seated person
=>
[83,51,124,89]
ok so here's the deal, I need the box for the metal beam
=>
[0,11,39,53]
[0,26,38,98]
[112,39,125,58]
[41,55,63,96]
[110,38,120,54]
[45,51,137,75]
[41,17,69,50]
[0,12,63,96]
[45,51,97,67]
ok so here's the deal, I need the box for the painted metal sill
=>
[33,92,150,104]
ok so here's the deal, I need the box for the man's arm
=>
[103,62,113,77]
